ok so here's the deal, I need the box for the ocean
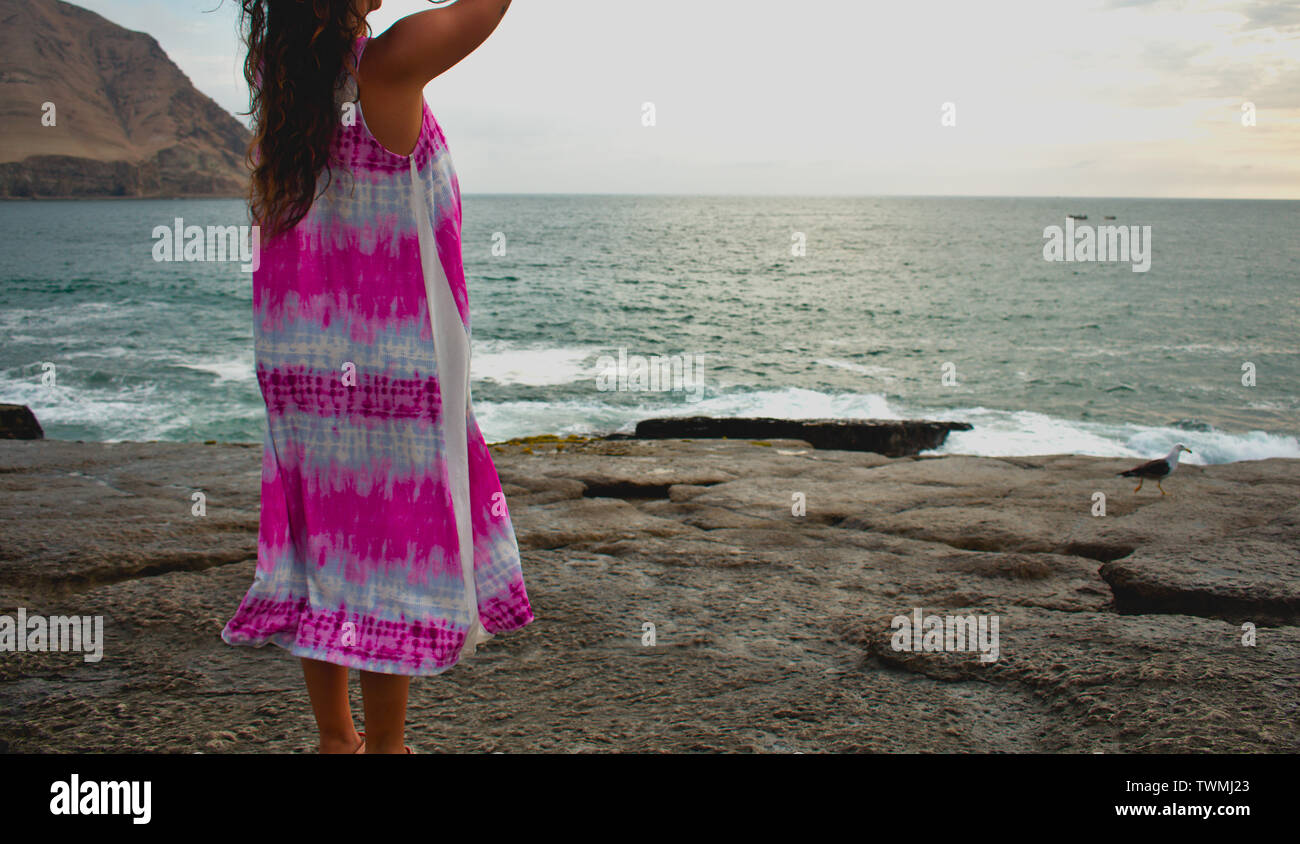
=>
[1,195,1297,464]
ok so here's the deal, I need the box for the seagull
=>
[1118,443,1192,494]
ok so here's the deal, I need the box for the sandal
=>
[356,731,413,754]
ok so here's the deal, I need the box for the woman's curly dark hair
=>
[240,1,369,239]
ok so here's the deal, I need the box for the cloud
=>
[1235,0,1300,34]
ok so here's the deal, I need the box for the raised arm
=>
[363,0,512,90]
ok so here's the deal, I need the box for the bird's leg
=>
[1134,479,1143,493]
[1158,479,1166,495]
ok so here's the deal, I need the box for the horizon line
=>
[456,192,1300,201]
[3,193,1297,203]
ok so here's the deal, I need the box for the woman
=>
[221,0,534,754]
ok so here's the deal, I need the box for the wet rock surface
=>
[0,404,43,440]
[626,416,972,456]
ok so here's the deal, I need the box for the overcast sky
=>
[71,0,1300,198]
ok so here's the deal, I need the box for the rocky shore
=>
[1,435,1297,753]
[624,416,972,457]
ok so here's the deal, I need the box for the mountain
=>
[0,0,251,198]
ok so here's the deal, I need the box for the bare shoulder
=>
[361,0,512,91]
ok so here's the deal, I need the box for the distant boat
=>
[1103,215,1117,220]
[1067,213,1088,220]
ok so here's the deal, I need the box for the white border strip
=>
[410,157,492,658]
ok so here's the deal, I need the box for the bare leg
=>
[301,657,362,753]
[1133,479,1143,492]
[1158,479,1166,495]
[360,670,411,754]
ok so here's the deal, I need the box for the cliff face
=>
[0,0,250,197]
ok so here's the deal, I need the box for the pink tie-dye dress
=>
[221,35,534,676]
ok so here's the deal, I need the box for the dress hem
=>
[219,613,533,677]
